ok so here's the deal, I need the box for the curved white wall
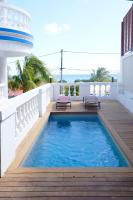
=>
[0,28,33,57]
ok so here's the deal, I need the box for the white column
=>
[0,57,8,98]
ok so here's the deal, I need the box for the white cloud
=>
[44,23,70,34]
[44,23,61,34]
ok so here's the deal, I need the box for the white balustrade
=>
[54,83,80,100]
[15,94,39,135]
[53,82,115,100]
[0,3,31,33]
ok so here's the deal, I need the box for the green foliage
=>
[89,67,111,82]
[8,55,52,92]
[8,75,21,90]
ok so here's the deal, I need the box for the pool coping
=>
[7,110,133,174]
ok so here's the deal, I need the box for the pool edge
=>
[7,110,133,174]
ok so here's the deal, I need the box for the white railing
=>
[15,92,39,136]
[53,82,117,100]
[0,84,53,176]
[0,83,5,98]
[0,3,31,33]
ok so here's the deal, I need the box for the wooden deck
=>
[1,100,133,199]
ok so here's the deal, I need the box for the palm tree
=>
[89,67,111,82]
[8,75,21,91]
[8,55,52,92]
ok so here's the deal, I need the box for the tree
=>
[8,75,21,91]
[89,67,111,82]
[8,55,52,92]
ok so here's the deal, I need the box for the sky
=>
[8,0,132,75]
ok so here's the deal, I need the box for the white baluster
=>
[105,84,107,96]
[29,100,32,117]
[15,109,20,135]
[27,101,31,121]
[16,107,22,133]
[33,97,36,114]
[62,85,64,95]
[68,85,70,96]
[35,95,38,113]
[74,85,76,96]
[93,84,96,95]
[23,103,28,123]
[34,97,37,113]
[88,84,90,95]
[106,84,110,96]
[109,84,111,96]
[99,83,101,97]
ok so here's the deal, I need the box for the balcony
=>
[0,2,33,56]
[0,3,31,33]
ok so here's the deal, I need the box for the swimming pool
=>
[21,114,129,167]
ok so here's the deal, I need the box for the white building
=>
[117,5,133,113]
[0,0,33,98]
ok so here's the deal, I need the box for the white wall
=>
[121,53,133,94]
[117,89,133,114]
[117,53,133,114]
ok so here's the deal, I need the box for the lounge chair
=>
[56,95,71,108]
[83,95,101,108]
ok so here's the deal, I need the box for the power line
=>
[7,49,120,65]
[38,51,60,57]
[64,50,120,55]
[7,51,60,65]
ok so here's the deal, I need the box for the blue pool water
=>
[21,114,129,167]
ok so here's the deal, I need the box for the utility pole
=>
[60,49,63,83]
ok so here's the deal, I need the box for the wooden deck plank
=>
[5,172,133,178]
[3,176,133,182]
[1,181,133,187]
[1,191,133,197]
[0,197,113,200]
[1,185,133,192]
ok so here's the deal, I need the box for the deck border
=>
[7,102,133,175]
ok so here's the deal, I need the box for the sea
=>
[53,74,118,83]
